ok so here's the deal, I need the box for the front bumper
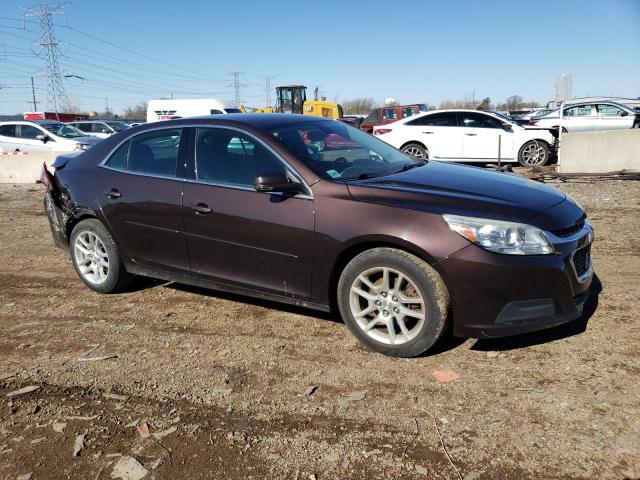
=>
[439,224,594,338]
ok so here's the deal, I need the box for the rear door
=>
[404,111,463,158]
[97,127,190,272]
[562,105,596,132]
[182,126,315,298]
[459,112,514,160]
[595,104,634,130]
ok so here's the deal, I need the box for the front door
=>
[596,104,634,130]
[16,124,52,152]
[97,127,190,272]
[459,112,514,160]
[182,127,315,298]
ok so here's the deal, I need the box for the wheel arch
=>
[399,140,428,151]
[66,210,101,242]
[327,236,445,312]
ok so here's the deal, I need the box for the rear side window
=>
[210,109,223,115]
[564,105,593,117]
[407,112,457,127]
[127,129,182,177]
[0,125,18,137]
[105,141,130,170]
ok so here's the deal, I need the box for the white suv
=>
[373,109,556,166]
[0,120,101,153]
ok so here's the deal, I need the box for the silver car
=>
[530,101,638,132]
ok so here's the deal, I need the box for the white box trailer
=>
[146,99,242,123]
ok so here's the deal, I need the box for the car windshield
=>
[106,121,130,132]
[268,120,422,181]
[41,123,86,138]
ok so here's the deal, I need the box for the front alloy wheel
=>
[337,248,449,357]
[518,140,549,166]
[349,267,425,345]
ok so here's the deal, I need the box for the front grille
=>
[572,244,591,278]
[552,216,586,238]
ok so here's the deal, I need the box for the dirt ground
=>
[0,173,638,480]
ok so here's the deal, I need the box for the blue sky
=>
[1,0,639,114]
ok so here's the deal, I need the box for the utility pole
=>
[472,89,476,109]
[25,4,69,116]
[30,76,38,111]
[229,72,246,107]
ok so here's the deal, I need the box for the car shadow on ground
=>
[469,273,602,352]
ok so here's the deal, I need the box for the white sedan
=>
[373,109,556,166]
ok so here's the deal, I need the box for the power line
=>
[262,74,277,109]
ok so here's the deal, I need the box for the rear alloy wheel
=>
[337,248,448,357]
[401,143,428,160]
[70,219,132,293]
[518,140,549,166]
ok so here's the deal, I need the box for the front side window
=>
[268,120,419,181]
[41,123,84,138]
[195,128,285,187]
[127,128,182,177]
[95,123,113,134]
[0,124,18,137]
[106,121,129,132]
[20,125,44,140]
[77,123,93,132]
[460,112,503,129]
[382,108,398,121]
[597,104,624,117]
[564,105,593,117]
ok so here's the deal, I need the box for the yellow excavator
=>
[241,85,343,119]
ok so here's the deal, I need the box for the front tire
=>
[70,219,132,293]
[401,143,428,161]
[518,140,549,166]
[337,248,449,357]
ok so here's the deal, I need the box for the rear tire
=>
[518,140,549,167]
[337,248,448,357]
[70,219,132,294]
[401,143,428,161]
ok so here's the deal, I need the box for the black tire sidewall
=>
[518,140,549,167]
[337,249,446,357]
[69,219,127,294]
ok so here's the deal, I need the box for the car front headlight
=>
[442,214,554,255]
[74,143,91,151]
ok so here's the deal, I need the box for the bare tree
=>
[476,97,493,111]
[342,97,376,115]
[505,95,524,112]
[439,98,474,109]
[122,101,148,119]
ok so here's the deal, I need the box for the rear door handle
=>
[191,203,212,214]
[104,188,121,198]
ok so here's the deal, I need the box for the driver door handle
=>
[421,131,434,134]
[191,203,212,214]
[104,188,121,198]
[465,133,477,136]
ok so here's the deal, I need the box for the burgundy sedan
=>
[42,114,593,357]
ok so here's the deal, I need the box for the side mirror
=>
[620,111,629,117]
[36,134,49,143]
[254,171,303,194]
[501,122,513,130]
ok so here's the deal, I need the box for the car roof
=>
[163,113,330,129]
[0,120,61,126]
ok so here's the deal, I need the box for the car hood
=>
[346,161,581,229]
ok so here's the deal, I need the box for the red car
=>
[359,104,428,133]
